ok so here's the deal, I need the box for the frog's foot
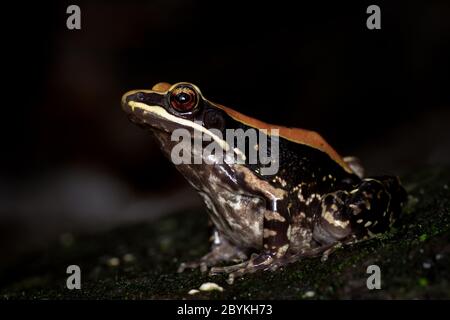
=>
[210,252,287,284]
[210,243,340,283]
[177,237,248,273]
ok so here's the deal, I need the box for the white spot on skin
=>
[323,211,349,228]
[364,221,372,227]
[263,229,277,238]
[277,244,289,257]
[298,191,305,202]
[349,203,361,215]
[275,176,287,187]
[296,183,308,202]
[287,225,292,240]
[264,211,286,222]
[212,230,221,245]
[357,219,363,224]
[306,193,321,205]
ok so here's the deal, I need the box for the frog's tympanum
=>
[122,82,407,283]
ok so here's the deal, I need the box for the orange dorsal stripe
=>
[215,104,352,173]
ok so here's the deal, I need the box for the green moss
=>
[418,278,429,287]
[1,166,449,299]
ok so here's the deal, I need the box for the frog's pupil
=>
[177,93,190,103]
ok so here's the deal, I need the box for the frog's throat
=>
[128,101,246,161]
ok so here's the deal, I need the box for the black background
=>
[1,0,449,262]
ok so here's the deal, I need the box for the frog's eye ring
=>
[169,85,198,113]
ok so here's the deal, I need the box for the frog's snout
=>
[121,91,132,112]
[121,90,144,114]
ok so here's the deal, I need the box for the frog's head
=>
[122,82,231,149]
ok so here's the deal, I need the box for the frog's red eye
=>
[169,86,198,113]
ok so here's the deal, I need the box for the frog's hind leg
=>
[312,176,407,246]
[178,229,248,273]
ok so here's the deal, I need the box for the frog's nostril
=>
[136,92,145,101]
[122,92,144,106]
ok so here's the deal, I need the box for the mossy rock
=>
[1,166,449,299]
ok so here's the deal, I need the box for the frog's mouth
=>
[122,97,246,162]
[126,100,230,150]
[122,91,180,132]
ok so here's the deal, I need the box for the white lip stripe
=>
[128,101,247,161]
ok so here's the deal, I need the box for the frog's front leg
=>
[209,166,295,283]
[178,229,248,273]
[210,198,292,284]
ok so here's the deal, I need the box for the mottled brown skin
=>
[122,82,407,283]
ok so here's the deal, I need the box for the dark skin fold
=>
[122,82,407,284]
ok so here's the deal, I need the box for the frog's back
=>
[216,103,353,175]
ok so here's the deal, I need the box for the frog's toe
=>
[210,264,252,284]
[210,252,282,283]
[177,261,209,273]
[209,260,249,275]
[179,248,248,274]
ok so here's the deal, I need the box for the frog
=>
[121,82,407,284]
